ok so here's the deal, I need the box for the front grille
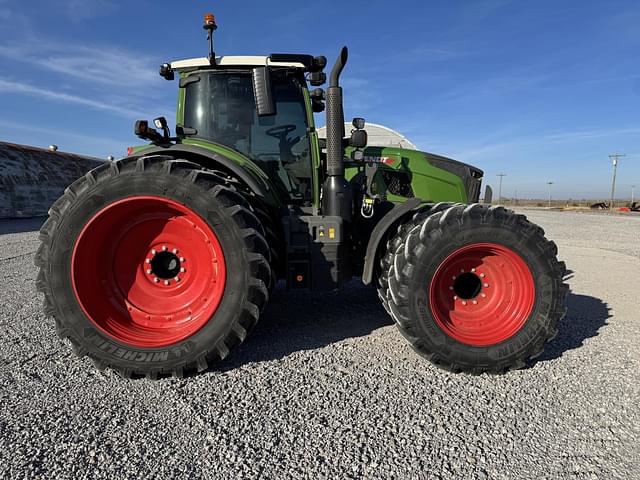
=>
[381,170,414,198]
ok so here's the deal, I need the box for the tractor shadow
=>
[218,280,394,369]
[529,292,611,366]
[217,284,611,371]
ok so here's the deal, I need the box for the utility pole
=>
[497,173,506,203]
[609,153,625,211]
[632,184,636,204]
[547,182,554,209]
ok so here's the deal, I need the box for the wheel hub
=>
[452,271,483,300]
[145,245,186,285]
[429,242,535,346]
[72,196,226,348]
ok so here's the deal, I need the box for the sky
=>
[0,0,639,199]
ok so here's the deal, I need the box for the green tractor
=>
[36,14,567,378]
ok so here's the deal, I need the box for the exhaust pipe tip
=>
[329,46,348,87]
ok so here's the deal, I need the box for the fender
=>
[361,197,422,285]
[132,144,272,199]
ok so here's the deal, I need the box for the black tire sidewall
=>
[48,168,252,370]
[405,223,557,367]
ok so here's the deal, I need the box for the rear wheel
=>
[386,203,568,374]
[35,155,271,378]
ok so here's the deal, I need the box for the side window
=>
[183,71,312,202]
[249,79,312,200]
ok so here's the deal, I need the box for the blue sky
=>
[1,0,639,199]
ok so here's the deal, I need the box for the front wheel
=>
[386,204,568,374]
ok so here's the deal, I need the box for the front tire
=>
[35,155,271,378]
[386,203,568,374]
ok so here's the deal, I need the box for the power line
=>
[609,153,626,211]
[496,173,506,203]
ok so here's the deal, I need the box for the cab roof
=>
[170,56,306,72]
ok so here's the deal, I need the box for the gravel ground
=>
[1,209,639,479]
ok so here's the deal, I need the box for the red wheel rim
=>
[428,243,535,346]
[71,196,226,348]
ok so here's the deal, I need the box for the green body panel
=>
[345,146,469,204]
[128,141,469,208]
[301,86,322,208]
[129,68,471,211]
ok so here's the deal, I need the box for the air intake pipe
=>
[322,46,352,222]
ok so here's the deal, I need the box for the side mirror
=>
[350,129,367,148]
[153,117,170,139]
[252,67,276,116]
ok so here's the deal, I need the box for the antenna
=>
[203,13,218,66]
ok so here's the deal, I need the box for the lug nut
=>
[453,295,458,300]
[146,269,152,274]
[180,267,186,273]
[151,249,156,255]
[460,268,465,273]
[481,293,487,298]
[471,268,476,273]
[164,280,170,286]
[480,273,485,278]
[162,246,167,251]
[452,275,457,280]
[174,276,180,282]
[179,257,185,262]
[472,300,478,305]
[462,301,467,306]
[153,277,159,283]
[172,248,178,254]
[483,283,489,288]
[449,286,454,290]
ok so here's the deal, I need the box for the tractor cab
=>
[154,52,328,206]
[175,57,319,203]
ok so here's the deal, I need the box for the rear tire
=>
[35,155,271,378]
[386,203,568,374]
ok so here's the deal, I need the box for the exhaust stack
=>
[322,46,352,222]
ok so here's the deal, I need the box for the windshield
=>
[183,70,312,201]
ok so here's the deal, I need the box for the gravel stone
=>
[0,210,639,479]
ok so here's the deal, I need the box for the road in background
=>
[1,210,638,479]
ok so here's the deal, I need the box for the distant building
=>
[0,141,103,219]
[316,123,418,150]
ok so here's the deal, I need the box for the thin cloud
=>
[62,0,117,22]
[0,43,159,87]
[451,126,640,160]
[0,119,126,158]
[0,78,148,118]
[543,127,640,142]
